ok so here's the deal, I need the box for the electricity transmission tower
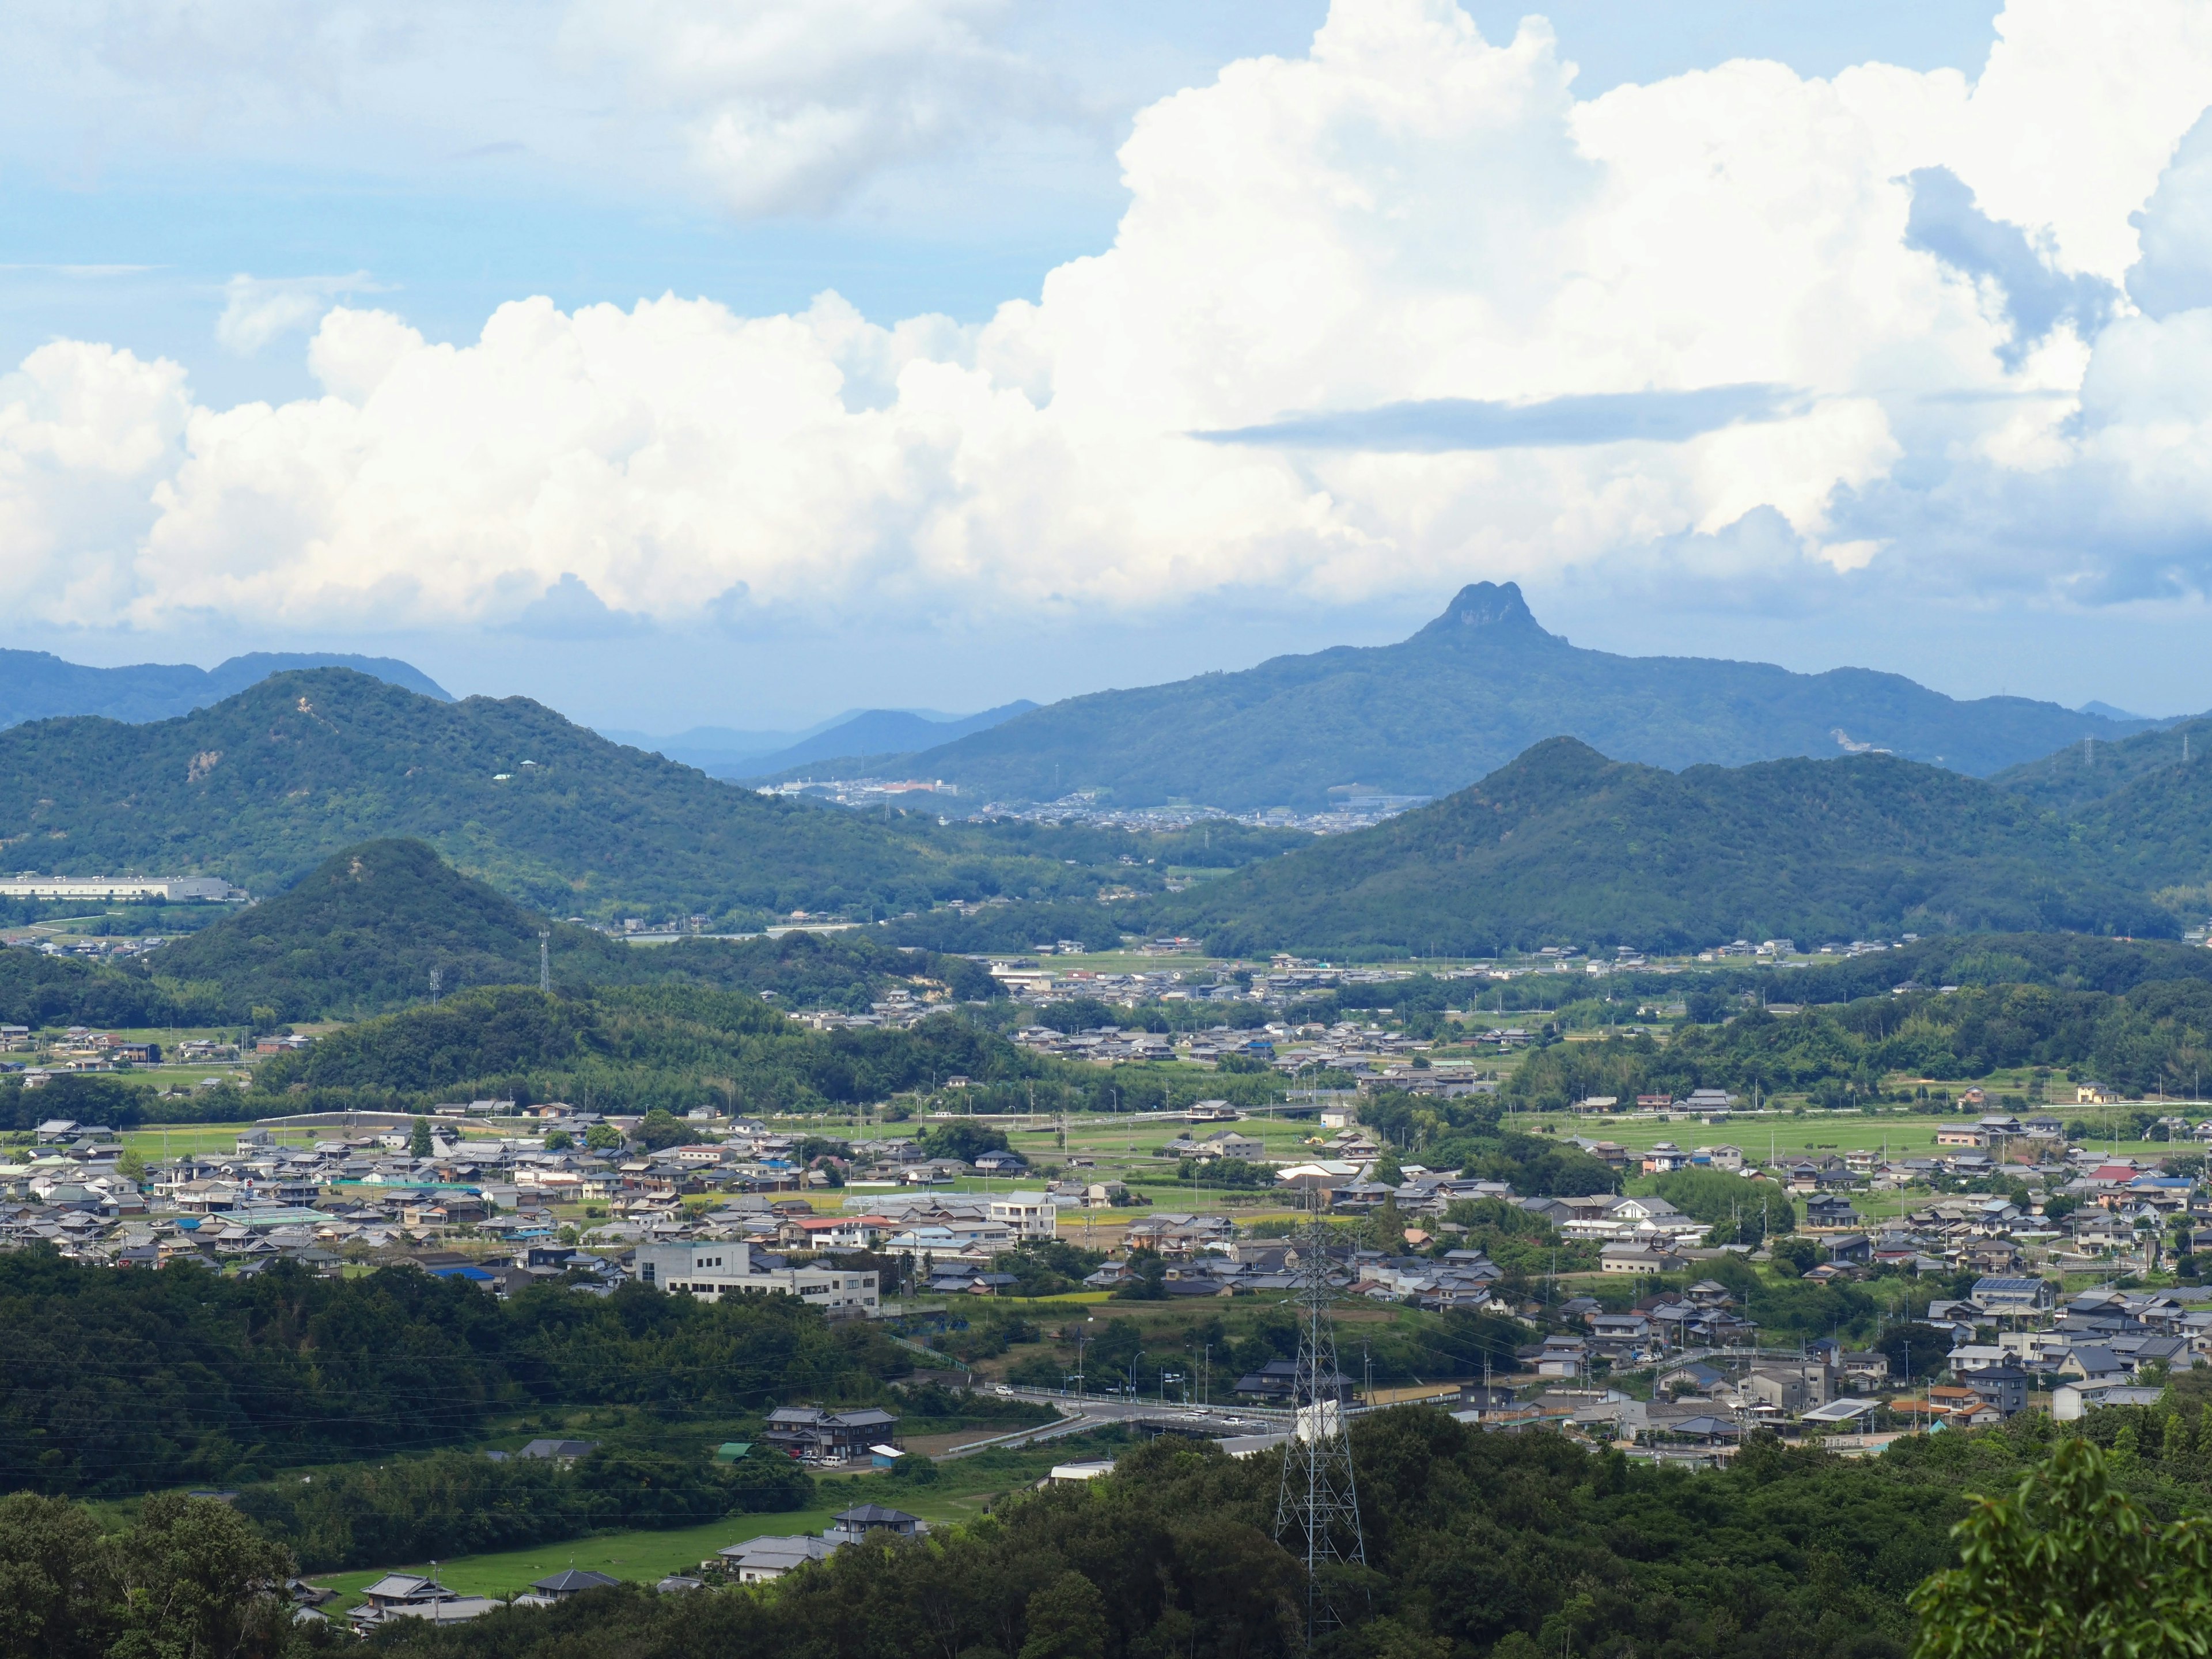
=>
[1274,1211,1366,1646]
[539,930,550,993]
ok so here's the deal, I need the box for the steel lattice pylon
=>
[1273,1214,1366,1646]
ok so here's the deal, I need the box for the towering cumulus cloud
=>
[10,0,2212,631]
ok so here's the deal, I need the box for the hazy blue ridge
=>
[0,647,449,727]
[846,582,2154,809]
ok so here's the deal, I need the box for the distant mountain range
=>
[607,701,1035,778]
[0,649,449,728]
[774,583,2171,809]
[1137,707,2212,955]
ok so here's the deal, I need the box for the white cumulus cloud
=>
[560,0,1067,215]
[13,0,2212,634]
[216,271,382,355]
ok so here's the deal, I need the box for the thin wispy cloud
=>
[1194,385,1804,453]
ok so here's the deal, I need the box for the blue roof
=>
[429,1265,496,1281]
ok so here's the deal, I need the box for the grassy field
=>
[312,1509,836,1603]
[304,1438,1116,1607]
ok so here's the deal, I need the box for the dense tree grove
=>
[0,1254,907,1497]
[1502,976,2212,1107]
[0,1490,309,1659]
[234,1445,814,1572]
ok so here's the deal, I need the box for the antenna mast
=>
[1274,1204,1366,1646]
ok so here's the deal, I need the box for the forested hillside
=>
[0,671,1298,926]
[143,839,1001,1021]
[822,582,2152,808]
[1991,713,2212,808]
[1505,975,2212,1109]
[1154,738,2170,956]
[246,984,1036,1114]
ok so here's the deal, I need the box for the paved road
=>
[933,1389,1288,1460]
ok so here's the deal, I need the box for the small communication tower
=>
[1272,1206,1366,1645]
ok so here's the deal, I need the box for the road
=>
[933,1387,1288,1460]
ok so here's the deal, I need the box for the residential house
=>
[1969,1275,2055,1317]
[521,1570,621,1606]
[826,1505,926,1546]
[1745,1362,1835,1414]
[764,1407,901,1464]
[516,1438,599,1465]
[717,1535,834,1583]
[348,1575,501,1630]
[987,1192,1058,1241]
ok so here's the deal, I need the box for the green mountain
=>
[146,839,630,1018]
[0,669,1252,926]
[766,582,2158,808]
[141,838,1005,1022]
[1154,738,2173,956]
[0,647,448,727]
[1990,712,2212,810]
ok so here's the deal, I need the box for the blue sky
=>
[10,0,2212,733]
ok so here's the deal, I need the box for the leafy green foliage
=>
[1652,1168,1796,1245]
[233,1444,813,1572]
[1910,1437,2212,1659]
[0,1252,905,1497]
[247,984,1042,1115]
[1440,1197,1599,1278]
[914,1120,1010,1162]
[1177,1157,1272,1188]
[0,948,176,1029]
[0,1074,251,1133]
[0,1490,304,1659]
[1504,970,2212,1099]
[1359,1092,1619,1195]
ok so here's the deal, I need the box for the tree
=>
[1875,1323,1952,1387]
[915,1121,1010,1164]
[1910,1436,2212,1658]
[0,1491,110,1659]
[115,1149,148,1188]
[1020,1570,1108,1659]
[1770,1236,1820,1277]
[105,1492,299,1659]
[544,1130,573,1152]
[408,1116,432,1157]
[634,1109,691,1152]
[584,1123,623,1151]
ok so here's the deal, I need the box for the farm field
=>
[312,1510,837,1606]
[304,1438,1114,1609]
